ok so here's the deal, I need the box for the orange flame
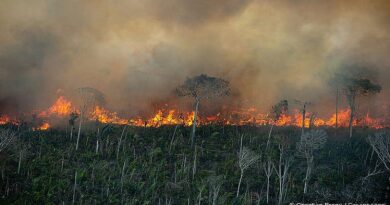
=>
[39,96,73,117]
[0,95,388,129]
[34,122,50,131]
[0,115,11,125]
[90,106,128,125]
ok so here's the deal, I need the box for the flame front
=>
[39,96,72,117]
[0,115,11,125]
[0,96,388,129]
[34,122,50,131]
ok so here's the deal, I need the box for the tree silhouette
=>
[75,87,105,151]
[297,129,327,194]
[342,78,381,137]
[176,74,230,147]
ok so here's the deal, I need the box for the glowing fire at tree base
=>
[0,96,387,130]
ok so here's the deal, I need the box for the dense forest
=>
[0,124,389,204]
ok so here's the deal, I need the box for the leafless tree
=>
[176,74,230,147]
[267,100,288,149]
[237,135,260,197]
[335,88,339,128]
[72,170,77,205]
[208,175,223,205]
[69,112,78,141]
[116,125,127,160]
[297,129,327,194]
[342,78,381,137]
[331,74,345,129]
[273,142,293,205]
[75,87,105,151]
[368,132,390,171]
[361,160,383,184]
[294,100,311,136]
[262,157,273,203]
[0,129,16,152]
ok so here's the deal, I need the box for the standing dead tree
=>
[368,132,390,171]
[273,137,293,205]
[176,74,230,147]
[297,129,327,195]
[237,135,260,197]
[208,175,224,205]
[75,87,105,151]
[267,100,288,149]
[331,74,346,129]
[263,101,287,203]
[294,100,311,136]
[69,112,78,141]
[262,156,273,204]
[0,129,16,152]
[342,78,381,138]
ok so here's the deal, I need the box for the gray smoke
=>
[0,0,389,118]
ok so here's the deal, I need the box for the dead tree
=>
[295,100,311,136]
[297,129,327,194]
[267,100,288,149]
[69,112,78,141]
[332,75,345,129]
[0,129,16,152]
[176,74,230,147]
[262,157,273,204]
[264,100,287,203]
[335,88,339,128]
[75,87,105,151]
[273,138,293,205]
[368,132,390,171]
[237,135,260,197]
[208,175,224,205]
[342,78,381,138]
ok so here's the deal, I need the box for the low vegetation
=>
[0,124,389,204]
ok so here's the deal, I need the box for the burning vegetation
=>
[0,74,387,130]
[2,1,390,203]
[0,94,387,130]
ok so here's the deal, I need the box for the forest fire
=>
[0,115,11,125]
[33,122,50,131]
[0,96,388,129]
[38,96,73,117]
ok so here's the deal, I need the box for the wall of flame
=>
[0,96,387,130]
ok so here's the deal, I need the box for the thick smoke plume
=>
[0,0,389,118]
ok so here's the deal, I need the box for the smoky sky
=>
[0,0,389,117]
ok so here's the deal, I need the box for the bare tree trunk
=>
[263,159,272,203]
[191,100,200,148]
[348,96,355,138]
[117,125,126,160]
[303,157,313,194]
[61,155,64,173]
[169,125,179,154]
[301,104,306,136]
[266,124,274,150]
[70,125,74,141]
[17,149,23,174]
[236,171,243,197]
[274,145,291,205]
[95,127,100,154]
[237,135,244,197]
[76,110,83,151]
[310,113,316,129]
[335,88,339,129]
[120,159,127,195]
[278,151,283,205]
[192,145,197,180]
[72,171,77,205]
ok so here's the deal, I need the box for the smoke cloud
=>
[0,0,389,117]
